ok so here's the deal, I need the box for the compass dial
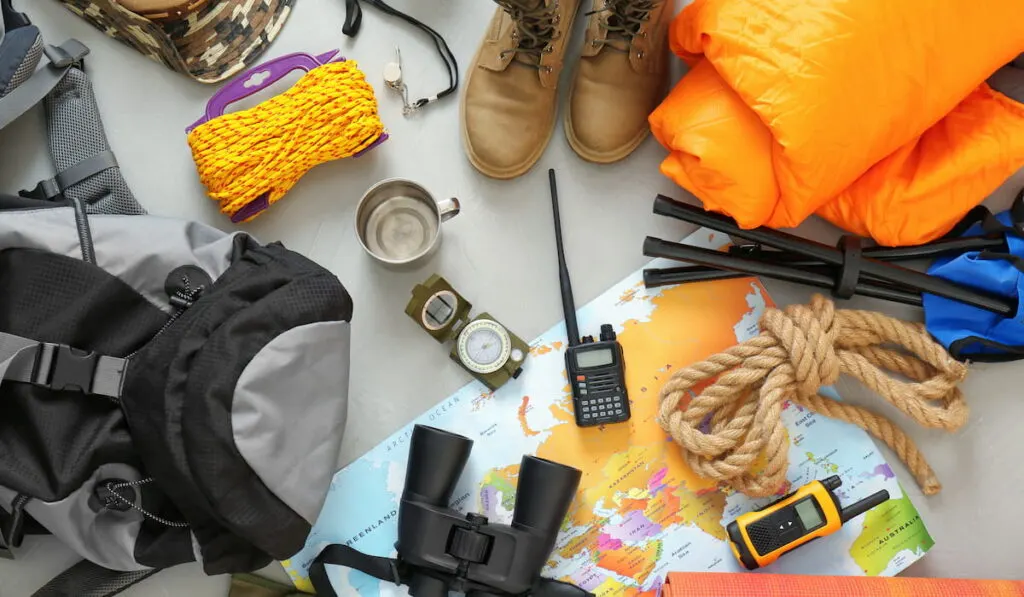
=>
[457,319,512,374]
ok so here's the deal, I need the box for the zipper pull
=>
[1,494,29,559]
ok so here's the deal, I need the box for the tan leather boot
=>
[462,0,582,179]
[566,0,673,163]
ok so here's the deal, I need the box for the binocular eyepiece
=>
[398,425,588,597]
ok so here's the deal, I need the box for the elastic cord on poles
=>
[343,0,459,109]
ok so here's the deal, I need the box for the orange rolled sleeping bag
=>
[649,0,1024,247]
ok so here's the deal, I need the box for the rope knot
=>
[657,293,969,497]
[760,295,841,398]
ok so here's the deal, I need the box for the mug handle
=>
[438,198,462,222]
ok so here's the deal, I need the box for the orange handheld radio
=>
[727,475,889,570]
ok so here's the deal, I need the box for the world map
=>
[283,228,933,595]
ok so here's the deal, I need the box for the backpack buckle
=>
[32,344,100,394]
[43,40,90,69]
[18,179,63,201]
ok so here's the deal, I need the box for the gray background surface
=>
[2,1,1022,594]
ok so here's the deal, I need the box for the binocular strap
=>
[307,543,597,597]
[309,544,404,597]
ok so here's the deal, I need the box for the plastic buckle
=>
[33,345,99,393]
[18,179,62,201]
[43,40,90,69]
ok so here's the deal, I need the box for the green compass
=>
[406,275,528,390]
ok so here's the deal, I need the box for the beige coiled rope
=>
[657,294,968,497]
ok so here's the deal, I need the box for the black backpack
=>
[0,3,351,594]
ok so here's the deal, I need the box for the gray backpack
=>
[0,3,350,593]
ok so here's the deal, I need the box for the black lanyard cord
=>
[344,0,459,108]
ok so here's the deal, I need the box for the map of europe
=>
[283,228,934,595]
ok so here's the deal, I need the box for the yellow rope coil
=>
[188,61,385,222]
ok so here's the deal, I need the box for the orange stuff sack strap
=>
[663,573,1024,597]
[649,0,1024,247]
[187,60,385,223]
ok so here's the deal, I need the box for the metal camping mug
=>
[355,179,461,269]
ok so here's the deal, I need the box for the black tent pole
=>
[731,235,1006,263]
[652,195,1014,316]
[643,238,925,307]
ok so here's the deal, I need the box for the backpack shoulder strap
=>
[30,561,159,597]
[0,39,86,131]
[0,331,127,399]
[0,36,145,216]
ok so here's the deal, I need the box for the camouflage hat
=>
[58,0,295,84]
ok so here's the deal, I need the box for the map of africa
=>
[283,228,933,595]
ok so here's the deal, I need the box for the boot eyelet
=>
[544,46,553,54]
[637,50,646,59]
[592,40,600,47]
[543,66,554,73]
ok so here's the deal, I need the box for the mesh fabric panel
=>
[43,68,145,215]
[31,561,159,597]
[2,32,41,96]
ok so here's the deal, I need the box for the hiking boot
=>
[462,0,582,179]
[566,0,673,163]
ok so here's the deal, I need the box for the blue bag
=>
[925,190,1024,361]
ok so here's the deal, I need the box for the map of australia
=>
[283,229,932,595]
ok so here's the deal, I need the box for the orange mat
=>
[663,573,1024,596]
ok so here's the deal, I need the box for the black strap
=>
[31,561,160,597]
[20,142,118,203]
[942,188,1024,240]
[942,205,998,239]
[1010,187,1024,230]
[977,250,1024,274]
[343,0,363,35]
[949,335,1024,363]
[342,0,459,109]
[309,544,596,597]
[310,544,405,597]
[833,235,863,299]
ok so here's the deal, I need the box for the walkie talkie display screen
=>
[794,498,825,531]
[576,349,613,368]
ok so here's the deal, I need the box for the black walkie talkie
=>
[549,169,630,427]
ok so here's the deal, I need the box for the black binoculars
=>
[309,425,592,597]
[399,425,589,597]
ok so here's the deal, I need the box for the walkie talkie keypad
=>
[575,372,628,424]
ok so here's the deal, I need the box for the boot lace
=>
[589,0,661,53]
[497,0,561,71]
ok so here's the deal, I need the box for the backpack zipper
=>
[1,494,29,551]
[126,284,204,361]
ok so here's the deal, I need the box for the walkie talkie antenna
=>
[840,489,890,524]
[549,169,580,347]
